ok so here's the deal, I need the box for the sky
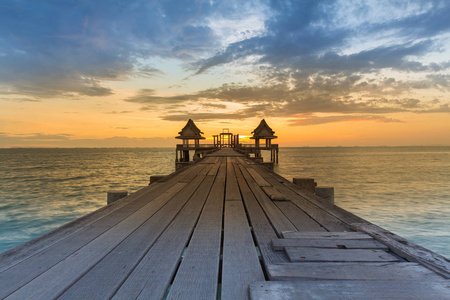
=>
[0,0,449,147]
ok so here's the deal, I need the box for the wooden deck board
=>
[282,231,373,239]
[1,148,447,299]
[0,163,203,273]
[250,280,450,300]
[1,180,191,299]
[166,162,225,300]
[286,248,401,262]
[221,200,265,300]
[5,167,215,300]
[244,162,350,231]
[266,262,446,281]
[59,167,218,299]
[237,162,297,235]
[273,201,327,232]
[272,238,389,250]
[112,173,217,300]
[234,162,289,265]
[225,157,241,201]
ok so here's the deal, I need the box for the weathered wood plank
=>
[111,174,216,300]
[166,163,225,300]
[0,179,192,299]
[249,280,450,300]
[0,163,201,273]
[59,167,218,299]
[353,222,450,278]
[274,201,327,232]
[282,231,372,239]
[266,262,446,281]
[266,166,367,225]
[226,157,241,201]
[246,167,271,187]
[262,186,288,201]
[272,238,388,251]
[221,200,265,300]
[245,162,350,231]
[4,168,216,300]
[234,163,288,265]
[286,248,401,262]
[237,163,297,235]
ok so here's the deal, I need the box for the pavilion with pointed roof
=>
[175,119,205,142]
[251,119,277,148]
[175,119,205,164]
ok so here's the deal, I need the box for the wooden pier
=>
[1,151,449,298]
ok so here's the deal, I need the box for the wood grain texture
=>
[221,200,265,300]
[262,186,289,201]
[266,262,446,281]
[250,280,450,300]
[272,238,388,250]
[274,201,327,232]
[353,222,450,278]
[282,231,372,239]
[246,168,271,187]
[0,163,200,273]
[166,163,225,300]
[247,162,350,231]
[111,174,216,300]
[1,180,190,299]
[237,163,297,235]
[226,157,241,201]
[60,167,219,300]
[234,162,288,265]
[286,248,401,262]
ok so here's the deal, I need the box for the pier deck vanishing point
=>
[1,148,449,299]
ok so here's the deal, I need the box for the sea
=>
[0,147,449,258]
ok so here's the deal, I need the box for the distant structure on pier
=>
[175,119,279,170]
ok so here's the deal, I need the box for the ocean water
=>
[0,147,449,258]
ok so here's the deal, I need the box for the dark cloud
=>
[0,0,227,97]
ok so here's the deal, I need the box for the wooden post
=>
[315,186,334,204]
[149,175,167,185]
[107,190,128,205]
[293,178,316,193]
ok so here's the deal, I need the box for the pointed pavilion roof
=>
[251,119,277,139]
[175,119,205,139]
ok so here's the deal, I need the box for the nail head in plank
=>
[266,262,446,281]
[272,238,388,251]
[249,280,450,300]
[286,248,400,262]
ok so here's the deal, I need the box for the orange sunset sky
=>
[1,1,449,147]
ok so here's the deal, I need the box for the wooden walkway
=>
[0,149,449,299]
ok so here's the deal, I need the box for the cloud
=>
[125,89,192,105]
[288,114,403,126]
[0,1,229,98]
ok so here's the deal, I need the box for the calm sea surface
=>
[0,147,449,257]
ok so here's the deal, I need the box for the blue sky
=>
[0,0,449,146]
